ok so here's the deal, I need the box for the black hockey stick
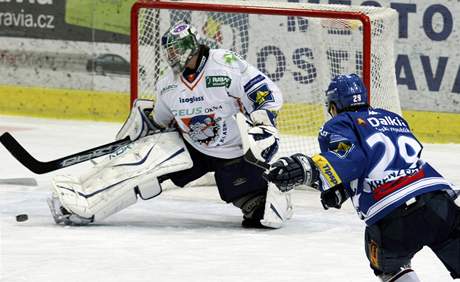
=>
[0,132,131,174]
[243,147,271,170]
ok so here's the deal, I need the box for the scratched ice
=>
[1,116,458,282]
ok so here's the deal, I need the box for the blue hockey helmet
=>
[325,74,369,116]
[161,22,200,73]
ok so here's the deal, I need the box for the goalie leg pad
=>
[232,183,292,229]
[49,131,192,225]
[260,182,293,229]
[51,174,153,224]
[379,269,420,282]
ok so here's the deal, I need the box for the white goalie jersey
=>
[154,49,283,159]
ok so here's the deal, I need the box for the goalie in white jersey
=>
[47,22,292,229]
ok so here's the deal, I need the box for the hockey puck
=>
[16,214,28,222]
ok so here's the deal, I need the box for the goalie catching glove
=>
[116,99,162,141]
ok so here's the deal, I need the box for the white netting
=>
[132,0,400,157]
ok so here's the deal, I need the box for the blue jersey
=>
[312,108,454,225]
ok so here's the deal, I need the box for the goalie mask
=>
[161,22,200,73]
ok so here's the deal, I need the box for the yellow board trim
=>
[402,110,460,144]
[0,85,130,122]
[0,85,459,143]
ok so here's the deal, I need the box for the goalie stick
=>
[0,132,131,174]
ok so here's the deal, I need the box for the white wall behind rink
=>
[0,0,459,113]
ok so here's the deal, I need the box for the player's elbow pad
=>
[320,184,347,210]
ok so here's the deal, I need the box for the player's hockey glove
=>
[116,99,162,141]
[320,184,347,210]
[265,153,319,192]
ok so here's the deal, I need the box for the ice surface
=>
[1,116,459,282]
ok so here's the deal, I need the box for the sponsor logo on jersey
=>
[367,116,407,128]
[357,118,366,125]
[205,76,232,88]
[223,53,238,64]
[247,84,274,110]
[367,167,421,190]
[178,96,204,104]
[370,168,425,201]
[172,105,223,117]
[160,84,177,95]
[311,154,342,186]
[368,110,379,115]
[180,114,228,146]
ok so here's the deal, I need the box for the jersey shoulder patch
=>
[210,49,248,72]
[246,83,274,110]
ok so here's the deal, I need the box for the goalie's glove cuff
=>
[320,184,347,210]
[116,99,161,141]
[247,110,279,163]
[265,153,319,192]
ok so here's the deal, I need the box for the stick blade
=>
[0,132,51,174]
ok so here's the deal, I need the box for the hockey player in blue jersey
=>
[266,74,460,281]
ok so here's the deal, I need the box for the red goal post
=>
[130,0,400,156]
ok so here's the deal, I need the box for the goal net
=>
[131,0,400,158]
